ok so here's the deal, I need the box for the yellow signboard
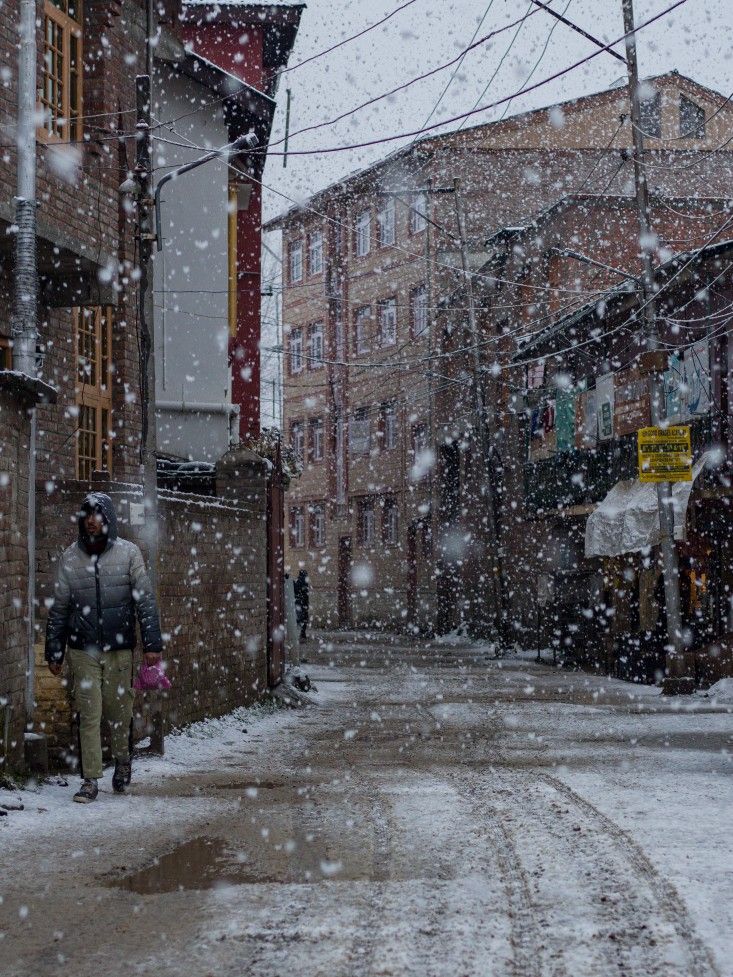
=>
[637,425,692,483]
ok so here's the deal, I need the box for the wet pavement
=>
[2,631,733,977]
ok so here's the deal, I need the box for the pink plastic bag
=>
[133,663,172,692]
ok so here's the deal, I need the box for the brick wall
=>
[33,466,268,760]
[0,392,31,772]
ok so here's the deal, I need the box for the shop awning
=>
[585,451,714,558]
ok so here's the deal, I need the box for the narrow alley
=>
[3,633,732,977]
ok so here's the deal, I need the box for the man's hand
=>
[48,661,63,677]
[144,652,162,667]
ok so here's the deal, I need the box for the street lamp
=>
[154,132,259,251]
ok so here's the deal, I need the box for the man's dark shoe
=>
[73,779,98,804]
[112,760,131,794]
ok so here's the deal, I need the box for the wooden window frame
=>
[39,0,83,144]
[377,198,395,248]
[74,305,113,481]
[289,240,303,283]
[308,322,324,369]
[309,417,324,463]
[290,419,304,465]
[378,296,397,347]
[354,306,371,356]
[290,327,303,374]
[290,506,305,548]
[355,209,371,257]
[382,402,397,450]
[410,284,428,338]
[410,192,427,234]
[383,498,399,545]
[308,230,324,276]
[350,408,371,458]
[309,502,326,548]
[358,497,376,546]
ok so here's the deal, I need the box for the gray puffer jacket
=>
[45,493,163,664]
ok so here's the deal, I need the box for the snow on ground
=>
[0,701,300,849]
[2,639,733,977]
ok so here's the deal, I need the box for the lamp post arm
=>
[154,132,258,251]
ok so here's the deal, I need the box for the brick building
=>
[0,1,298,773]
[502,233,733,683]
[438,194,733,653]
[266,71,733,634]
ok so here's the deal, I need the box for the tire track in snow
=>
[537,772,720,977]
[468,767,719,977]
[456,772,547,977]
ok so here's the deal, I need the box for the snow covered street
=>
[3,632,733,977]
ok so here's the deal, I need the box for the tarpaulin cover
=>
[585,452,713,558]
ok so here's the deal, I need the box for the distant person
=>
[294,569,310,643]
[45,493,163,803]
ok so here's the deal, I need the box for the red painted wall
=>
[230,181,262,439]
[182,16,266,438]
[179,23,265,91]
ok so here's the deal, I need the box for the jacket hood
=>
[78,492,118,543]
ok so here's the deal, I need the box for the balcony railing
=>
[524,416,714,511]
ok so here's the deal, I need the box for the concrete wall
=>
[154,66,233,463]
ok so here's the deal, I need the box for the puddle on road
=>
[111,805,398,894]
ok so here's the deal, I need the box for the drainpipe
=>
[12,0,38,724]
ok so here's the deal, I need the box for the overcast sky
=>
[259,0,733,425]
[261,0,732,221]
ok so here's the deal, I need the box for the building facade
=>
[268,72,733,634]
[0,0,299,773]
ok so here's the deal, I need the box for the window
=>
[355,209,371,257]
[309,417,324,462]
[290,327,303,373]
[308,322,324,368]
[382,402,398,450]
[378,297,397,347]
[354,306,371,355]
[383,498,399,545]
[40,0,83,143]
[291,420,304,464]
[350,408,371,457]
[680,95,705,139]
[308,230,324,275]
[639,90,661,138]
[410,192,427,234]
[309,502,326,547]
[413,422,428,455]
[289,240,303,283]
[377,198,395,247]
[411,284,428,338]
[75,306,113,481]
[290,506,305,548]
[359,498,375,546]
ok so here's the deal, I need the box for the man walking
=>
[294,568,310,643]
[45,492,162,803]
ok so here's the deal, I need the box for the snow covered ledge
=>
[0,370,57,406]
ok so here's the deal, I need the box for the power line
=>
[279,0,421,75]
[457,1,534,132]
[260,0,691,157]
[272,6,541,151]
[417,0,498,134]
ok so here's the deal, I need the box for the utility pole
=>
[453,178,501,638]
[621,0,683,667]
[13,0,38,724]
[12,0,37,378]
[136,0,159,589]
